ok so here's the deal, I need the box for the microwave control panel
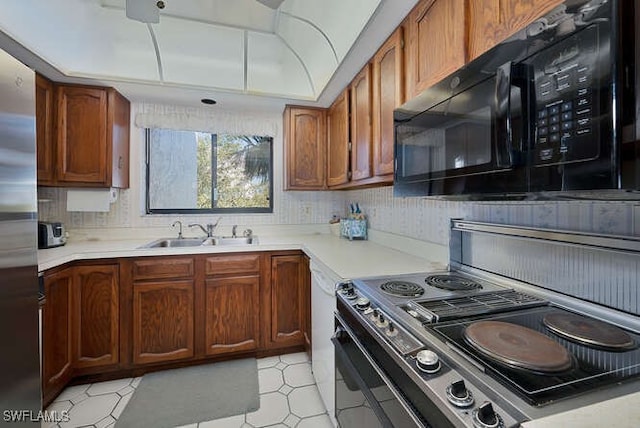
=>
[531,24,603,167]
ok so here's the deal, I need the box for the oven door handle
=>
[333,313,427,428]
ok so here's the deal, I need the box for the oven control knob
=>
[446,380,474,408]
[375,313,388,328]
[416,350,440,374]
[345,288,357,299]
[472,402,503,428]
[355,297,370,310]
[386,322,399,337]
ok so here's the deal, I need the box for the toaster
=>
[38,222,66,249]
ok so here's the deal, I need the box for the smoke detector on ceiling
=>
[126,0,164,24]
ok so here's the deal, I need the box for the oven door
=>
[394,62,529,197]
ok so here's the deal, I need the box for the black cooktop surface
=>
[431,306,640,406]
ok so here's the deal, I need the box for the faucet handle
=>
[171,220,183,238]
[243,228,253,237]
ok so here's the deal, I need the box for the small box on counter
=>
[340,202,367,240]
[340,218,367,240]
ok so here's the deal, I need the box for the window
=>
[146,128,273,213]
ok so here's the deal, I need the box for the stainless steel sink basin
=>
[140,236,258,248]
[202,236,258,246]
[140,238,205,248]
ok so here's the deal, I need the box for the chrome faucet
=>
[232,225,238,238]
[188,223,212,237]
[188,217,222,238]
[171,220,183,238]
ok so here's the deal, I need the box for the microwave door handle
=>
[495,61,515,168]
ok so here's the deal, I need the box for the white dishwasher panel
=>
[310,261,338,427]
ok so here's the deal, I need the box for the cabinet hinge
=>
[348,141,352,151]
[347,171,352,180]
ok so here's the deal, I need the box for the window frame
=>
[145,128,274,215]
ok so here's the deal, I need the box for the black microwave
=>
[394,0,640,199]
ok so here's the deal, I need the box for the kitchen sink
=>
[202,236,258,246]
[140,238,205,248]
[140,236,258,248]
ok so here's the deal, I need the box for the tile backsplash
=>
[40,183,640,247]
[342,186,640,246]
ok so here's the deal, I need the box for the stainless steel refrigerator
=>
[0,48,41,424]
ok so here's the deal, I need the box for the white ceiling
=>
[0,0,418,111]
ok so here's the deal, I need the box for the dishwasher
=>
[310,260,339,427]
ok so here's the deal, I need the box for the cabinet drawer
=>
[132,258,194,280]
[205,254,260,276]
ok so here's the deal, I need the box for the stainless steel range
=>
[333,220,640,428]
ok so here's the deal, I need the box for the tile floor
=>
[43,352,333,428]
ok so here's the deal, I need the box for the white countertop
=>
[521,393,640,428]
[37,232,444,279]
[37,231,640,426]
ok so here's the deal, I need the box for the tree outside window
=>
[147,128,273,213]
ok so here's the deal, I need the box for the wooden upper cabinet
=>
[350,64,373,182]
[73,265,119,369]
[284,106,326,190]
[327,90,350,187]
[36,74,55,185]
[372,28,404,178]
[468,0,503,61]
[501,0,564,41]
[55,85,129,188]
[468,0,563,60]
[406,0,466,98]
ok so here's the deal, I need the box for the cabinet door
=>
[204,275,260,356]
[73,265,119,369]
[56,86,108,185]
[407,0,466,98]
[109,89,130,189]
[132,281,194,364]
[270,255,305,347]
[42,269,74,403]
[36,74,55,185]
[350,64,373,181]
[501,0,564,39]
[327,91,350,187]
[284,106,326,189]
[468,0,563,61]
[372,28,404,177]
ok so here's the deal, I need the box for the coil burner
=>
[426,274,482,291]
[380,281,425,298]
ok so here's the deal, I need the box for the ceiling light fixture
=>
[255,0,285,9]
[201,98,217,105]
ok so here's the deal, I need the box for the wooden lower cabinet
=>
[42,251,311,404]
[73,264,119,369]
[132,280,195,365]
[42,268,74,405]
[268,254,306,348]
[204,275,260,356]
